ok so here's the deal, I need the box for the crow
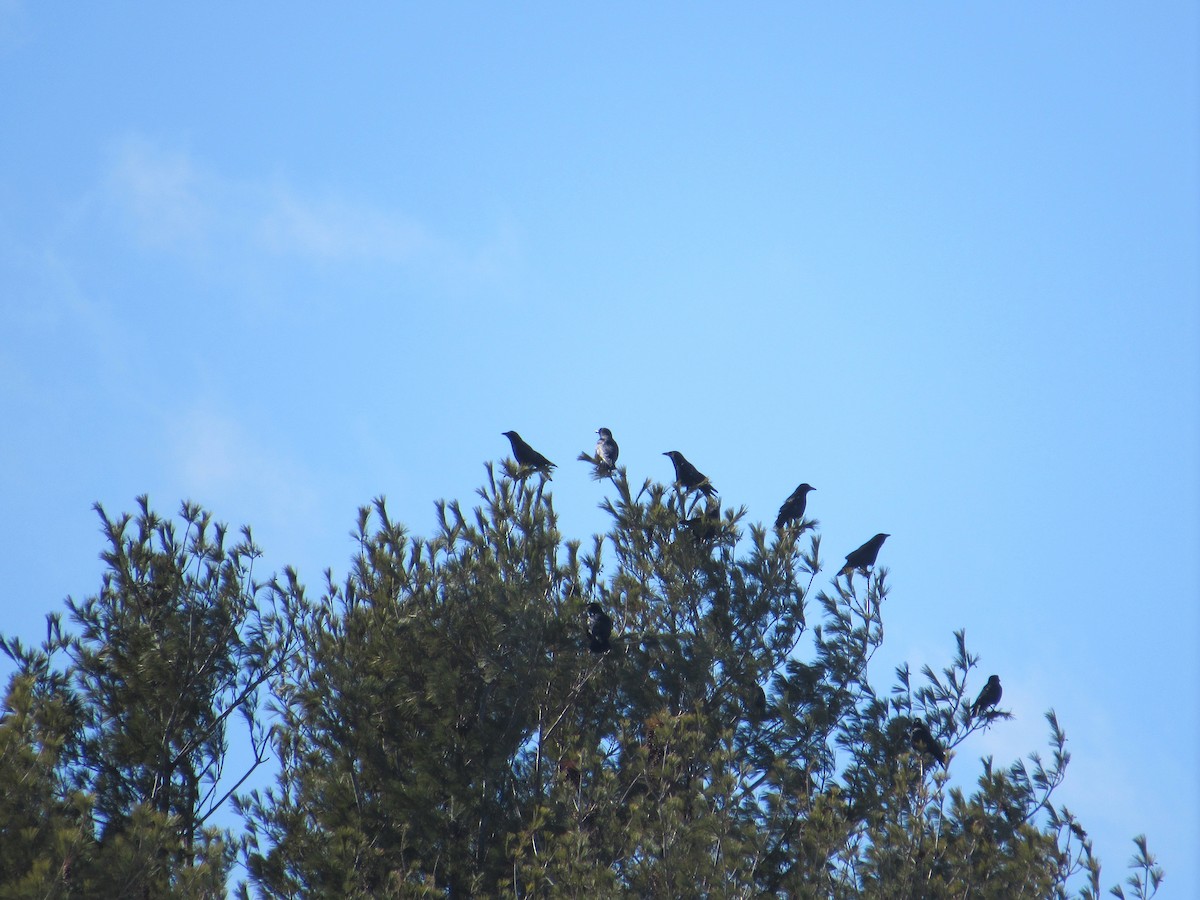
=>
[775,483,816,529]
[839,533,890,577]
[746,684,768,722]
[682,500,722,542]
[502,431,555,474]
[595,427,619,473]
[585,602,612,654]
[663,450,717,497]
[909,719,946,768]
[970,675,1003,717]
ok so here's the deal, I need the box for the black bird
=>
[502,431,555,474]
[585,602,612,654]
[909,719,947,768]
[971,675,1003,717]
[682,500,722,542]
[746,684,768,722]
[775,483,816,529]
[595,427,619,473]
[663,450,717,497]
[839,533,890,577]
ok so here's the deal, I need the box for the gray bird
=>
[839,533,890,577]
[775,483,816,529]
[595,427,619,473]
[971,675,1003,717]
[502,431,555,474]
[663,450,717,497]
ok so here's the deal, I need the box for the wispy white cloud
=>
[0,231,135,397]
[258,188,436,263]
[166,404,320,535]
[106,137,216,251]
[103,136,520,283]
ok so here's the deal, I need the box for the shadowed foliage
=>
[0,479,1160,898]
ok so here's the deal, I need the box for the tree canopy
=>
[1,463,1163,898]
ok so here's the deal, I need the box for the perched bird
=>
[909,719,947,768]
[970,675,1003,717]
[663,450,717,497]
[585,602,612,654]
[502,431,555,474]
[682,501,722,543]
[746,684,768,722]
[595,427,619,473]
[775,483,816,529]
[557,756,582,786]
[839,533,890,577]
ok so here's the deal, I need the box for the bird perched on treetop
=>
[595,427,619,473]
[839,533,890,577]
[970,675,1003,717]
[909,719,946,768]
[502,431,555,475]
[775,483,816,529]
[585,602,612,654]
[663,450,717,497]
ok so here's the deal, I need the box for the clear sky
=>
[2,2,1197,894]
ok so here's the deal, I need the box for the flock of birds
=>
[501,427,1004,768]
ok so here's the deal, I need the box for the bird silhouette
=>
[839,533,890,577]
[585,602,612,654]
[502,431,555,475]
[971,675,1003,717]
[775,483,816,529]
[682,500,723,543]
[746,684,769,722]
[663,450,717,497]
[909,719,946,768]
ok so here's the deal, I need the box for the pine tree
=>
[238,464,1159,899]
[0,497,299,898]
[0,475,1162,897]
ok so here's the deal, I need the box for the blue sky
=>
[2,2,1197,893]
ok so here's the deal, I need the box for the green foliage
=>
[237,466,1160,898]
[1110,835,1164,900]
[0,671,92,899]
[0,496,297,897]
[0,476,1162,897]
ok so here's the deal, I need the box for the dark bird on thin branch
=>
[585,602,612,654]
[663,450,717,497]
[775,483,816,529]
[970,675,1003,718]
[839,533,890,577]
[909,719,947,768]
[682,500,723,543]
[502,431,555,475]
